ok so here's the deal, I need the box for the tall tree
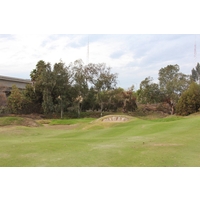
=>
[30,60,55,114]
[29,60,118,116]
[30,60,73,115]
[191,62,200,84]
[72,59,88,94]
[158,64,191,114]
[86,63,118,116]
[81,87,98,111]
[52,60,73,115]
[30,60,47,108]
[137,77,161,104]
[40,62,55,114]
[71,59,89,117]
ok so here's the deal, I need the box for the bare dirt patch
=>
[23,118,40,127]
[0,126,22,133]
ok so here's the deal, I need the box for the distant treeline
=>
[1,60,200,117]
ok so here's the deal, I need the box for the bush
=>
[7,85,24,114]
[7,85,43,114]
[176,82,200,116]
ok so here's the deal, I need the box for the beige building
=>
[0,75,32,96]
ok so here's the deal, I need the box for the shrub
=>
[176,82,200,116]
[7,85,24,114]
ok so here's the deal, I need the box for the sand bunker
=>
[100,115,132,122]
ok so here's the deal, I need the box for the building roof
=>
[0,75,32,84]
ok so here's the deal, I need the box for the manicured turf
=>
[49,118,94,125]
[0,115,200,166]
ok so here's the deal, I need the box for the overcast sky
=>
[0,34,199,89]
[1,1,200,90]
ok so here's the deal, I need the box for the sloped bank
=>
[0,116,40,127]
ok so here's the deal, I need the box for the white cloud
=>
[0,34,198,89]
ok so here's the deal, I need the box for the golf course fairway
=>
[0,114,200,167]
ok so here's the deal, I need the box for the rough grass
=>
[1,115,200,166]
[0,116,24,126]
[0,116,40,127]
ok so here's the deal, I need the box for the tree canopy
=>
[191,62,200,84]
[5,59,200,117]
[137,77,161,104]
[158,64,191,114]
[13,59,127,116]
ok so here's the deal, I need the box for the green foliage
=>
[30,60,74,115]
[159,64,180,91]
[176,82,200,116]
[158,64,191,114]
[7,85,24,114]
[135,65,192,115]
[159,65,191,101]
[191,62,200,83]
[86,63,118,91]
[85,63,118,115]
[28,60,121,116]
[122,86,137,112]
[42,89,54,114]
[72,59,88,96]
[81,87,97,111]
[22,84,42,114]
[52,60,73,107]
[138,76,161,104]
[109,87,124,111]
[7,84,42,114]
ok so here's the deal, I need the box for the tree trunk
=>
[100,102,103,117]
[77,102,80,118]
[170,100,175,115]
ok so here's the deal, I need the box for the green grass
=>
[49,118,94,125]
[0,116,24,126]
[1,115,200,166]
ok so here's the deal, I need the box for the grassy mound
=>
[0,117,23,126]
[0,116,40,127]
